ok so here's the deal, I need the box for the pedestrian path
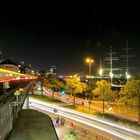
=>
[7,109,58,140]
[55,125,69,140]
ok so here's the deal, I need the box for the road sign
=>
[19,88,24,92]
[14,90,20,96]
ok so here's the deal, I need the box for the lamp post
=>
[86,58,94,77]
[126,72,131,83]
[99,58,103,79]
[99,68,103,79]
[109,72,113,83]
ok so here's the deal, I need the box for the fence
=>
[0,82,34,140]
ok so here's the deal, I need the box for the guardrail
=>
[0,81,34,140]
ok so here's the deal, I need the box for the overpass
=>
[0,69,58,140]
[0,81,34,140]
[0,68,36,83]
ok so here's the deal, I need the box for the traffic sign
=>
[19,88,24,92]
[14,90,20,96]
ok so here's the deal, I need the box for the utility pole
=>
[86,58,94,77]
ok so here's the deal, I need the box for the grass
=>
[94,112,140,130]
[65,105,140,130]
[30,94,63,105]
[62,104,95,114]
[76,106,96,114]
[63,105,77,109]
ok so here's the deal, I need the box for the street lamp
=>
[99,58,103,79]
[109,72,113,83]
[126,72,131,82]
[99,68,103,78]
[86,58,94,77]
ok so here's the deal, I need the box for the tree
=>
[86,79,96,110]
[65,78,87,106]
[64,130,77,140]
[118,79,140,123]
[44,77,65,99]
[92,80,115,114]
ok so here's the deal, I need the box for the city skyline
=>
[0,5,140,75]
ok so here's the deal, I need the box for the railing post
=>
[26,95,29,109]
[9,103,13,130]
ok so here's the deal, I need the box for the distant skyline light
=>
[0,5,140,75]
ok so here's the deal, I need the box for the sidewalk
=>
[7,109,58,140]
[55,125,69,140]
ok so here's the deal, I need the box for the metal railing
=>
[0,82,34,140]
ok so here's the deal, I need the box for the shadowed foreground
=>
[8,109,58,140]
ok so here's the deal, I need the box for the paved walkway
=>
[55,125,69,140]
[7,109,58,140]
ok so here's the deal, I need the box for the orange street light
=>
[86,58,94,76]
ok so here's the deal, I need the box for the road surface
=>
[28,98,140,140]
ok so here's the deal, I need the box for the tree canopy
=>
[44,77,65,91]
[65,78,87,94]
[118,80,140,105]
[92,80,115,101]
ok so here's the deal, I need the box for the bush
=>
[64,130,77,140]
[94,112,140,130]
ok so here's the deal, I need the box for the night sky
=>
[0,5,140,75]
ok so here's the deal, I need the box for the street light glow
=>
[86,58,90,63]
[109,72,113,78]
[91,59,93,63]
[85,57,94,76]
[126,74,131,79]
[99,68,103,76]
[86,58,93,63]
[126,72,131,82]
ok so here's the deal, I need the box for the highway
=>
[29,98,140,140]
[43,87,138,122]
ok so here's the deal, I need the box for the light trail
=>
[0,68,37,82]
[0,77,36,83]
[29,98,140,140]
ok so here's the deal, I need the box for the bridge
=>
[0,69,140,140]
[0,69,58,140]
[0,81,34,140]
[0,68,36,82]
